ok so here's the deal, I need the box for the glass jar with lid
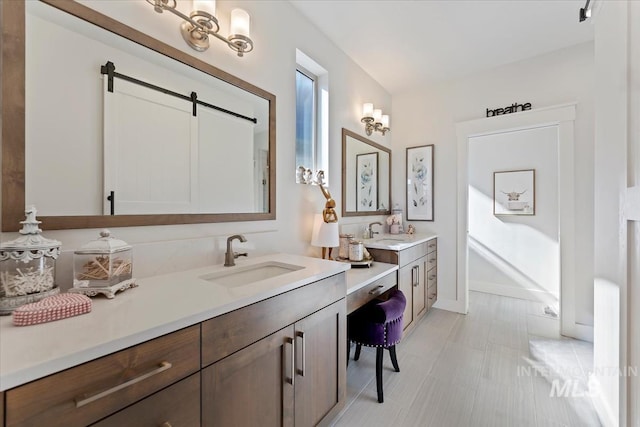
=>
[0,207,61,315]
[74,230,132,288]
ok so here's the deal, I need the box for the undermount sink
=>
[372,238,406,244]
[200,261,305,288]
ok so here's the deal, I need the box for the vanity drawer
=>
[92,373,200,427]
[347,271,397,314]
[427,268,437,289]
[367,242,429,268]
[5,325,200,427]
[427,284,437,310]
[426,238,437,254]
[426,250,437,271]
[201,272,346,367]
[397,242,429,267]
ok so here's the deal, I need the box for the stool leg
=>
[389,345,400,372]
[376,347,384,403]
[347,340,351,366]
[354,344,362,361]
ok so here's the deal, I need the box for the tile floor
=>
[331,291,601,427]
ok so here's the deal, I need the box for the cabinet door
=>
[201,325,295,427]
[398,264,415,331]
[412,257,427,320]
[294,300,346,427]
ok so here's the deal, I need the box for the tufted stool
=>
[347,289,406,403]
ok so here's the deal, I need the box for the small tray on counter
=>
[335,256,373,268]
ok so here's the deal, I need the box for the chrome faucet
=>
[224,234,248,267]
[364,221,383,239]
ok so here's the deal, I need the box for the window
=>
[295,49,328,184]
[296,67,316,176]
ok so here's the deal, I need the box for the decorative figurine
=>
[406,224,416,235]
[318,183,338,223]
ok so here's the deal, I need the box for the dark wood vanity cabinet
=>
[426,241,438,311]
[2,274,347,427]
[399,255,428,330]
[367,238,437,332]
[200,274,347,427]
[202,300,345,427]
[4,325,200,427]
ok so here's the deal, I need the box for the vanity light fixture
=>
[361,103,390,136]
[147,0,254,57]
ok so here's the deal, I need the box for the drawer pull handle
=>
[296,331,306,377]
[284,337,295,386]
[161,423,173,427]
[75,361,172,408]
[368,285,384,295]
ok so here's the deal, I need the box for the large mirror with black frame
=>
[1,0,276,232]
[341,128,391,217]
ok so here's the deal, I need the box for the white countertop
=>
[363,232,437,251]
[0,253,349,391]
[345,262,398,295]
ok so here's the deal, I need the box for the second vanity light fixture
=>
[147,0,254,57]
[361,103,390,136]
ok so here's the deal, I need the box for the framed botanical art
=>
[356,152,378,212]
[406,144,434,221]
[493,169,535,215]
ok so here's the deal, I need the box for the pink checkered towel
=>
[13,293,92,326]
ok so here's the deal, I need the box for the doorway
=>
[468,125,560,326]
[456,104,585,339]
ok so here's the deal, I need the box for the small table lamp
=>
[311,214,339,259]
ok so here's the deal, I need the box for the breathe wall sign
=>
[486,102,532,117]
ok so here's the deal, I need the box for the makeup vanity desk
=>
[345,262,399,314]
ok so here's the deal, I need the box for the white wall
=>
[392,42,594,328]
[592,1,640,425]
[3,0,392,288]
[468,125,559,306]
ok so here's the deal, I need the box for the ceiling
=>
[289,0,594,94]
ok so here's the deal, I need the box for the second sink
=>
[200,261,305,288]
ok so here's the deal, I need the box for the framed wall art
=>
[356,152,378,211]
[493,169,535,215]
[406,144,434,221]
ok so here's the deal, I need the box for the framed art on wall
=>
[356,152,378,211]
[406,144,434,221]
[493,169,535,215]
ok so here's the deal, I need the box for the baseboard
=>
[469,280,558,305]
[432,298,466,314]
[589,375,618,427]
[563,322,594,342]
